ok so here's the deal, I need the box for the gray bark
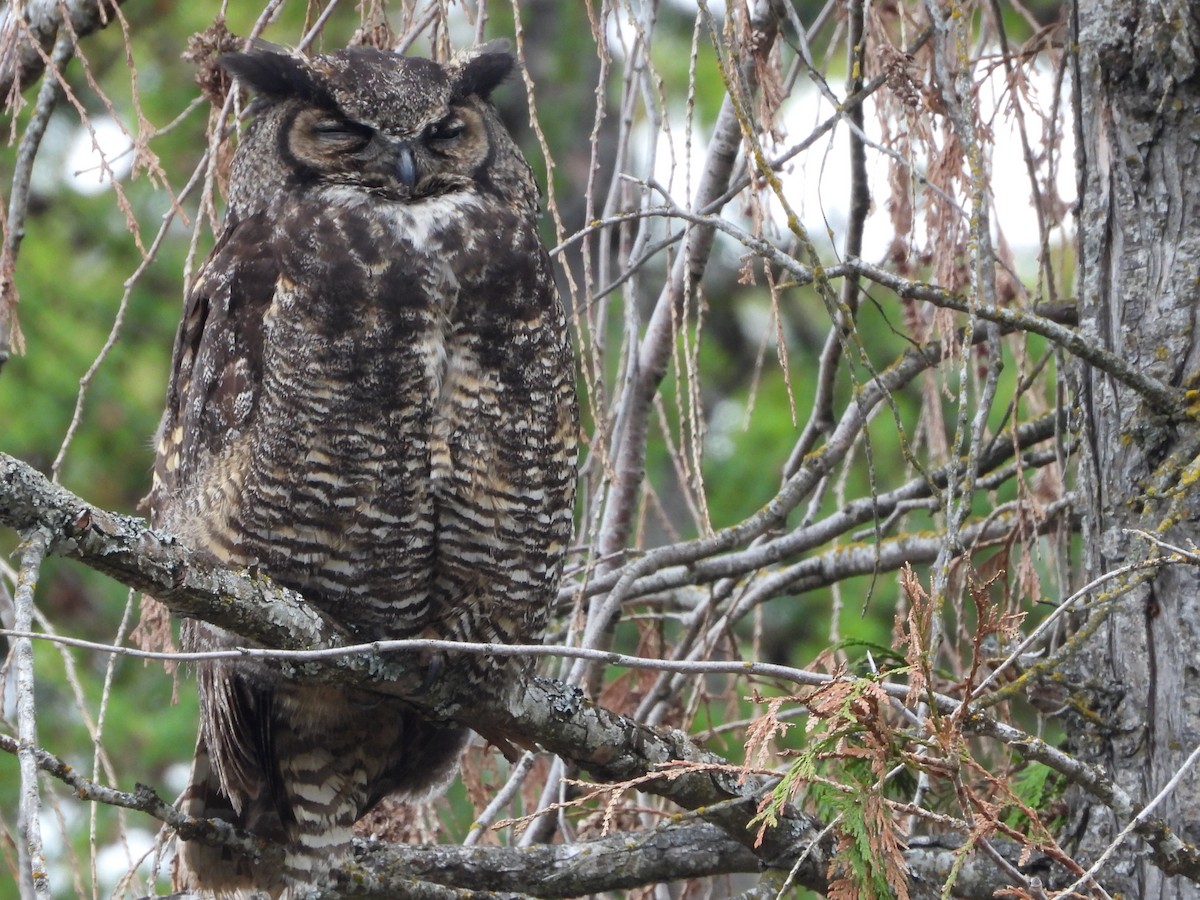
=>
[1073,1,1200,896]
[0,0,129,101]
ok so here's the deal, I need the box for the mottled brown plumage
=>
[150,42,577,897]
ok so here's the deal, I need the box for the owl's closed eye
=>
[221,45,514,199]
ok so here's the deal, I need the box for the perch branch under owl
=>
[7,449,1200,888]
[0,449,826,870]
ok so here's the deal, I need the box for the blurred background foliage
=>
[0,1,1069,897]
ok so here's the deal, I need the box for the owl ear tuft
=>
[454,42,515,102]
[220,51,334,106]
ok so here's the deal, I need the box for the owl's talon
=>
[415,651,445,695]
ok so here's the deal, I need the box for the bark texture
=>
[1073,1,1200,895]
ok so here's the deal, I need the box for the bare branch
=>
[1061,739,1200,895]
[835,257,1183,417]
[341,823,760,898]
[13,529,50,900]
[0,732,274,865]
[561,412,1064,606]
[970,712,1200,881]
[6,444,1199,890]
[0,0,129,102]
[0,27,74,364]
[0,450,348,654]
[583,0,783,674]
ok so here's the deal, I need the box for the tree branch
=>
[0,451,350,654]
[13,528,49,900]
[559,412,1065,605]
[584,0,782,674]
[0,732,275,865]
[0,728,1068,899]
[0,0,129,103]
[7,448,1197,890]
[341,823,759,898]
[834,257,1183,418]
[0,450,831,882]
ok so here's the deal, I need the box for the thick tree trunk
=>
[1073,1,1200,895]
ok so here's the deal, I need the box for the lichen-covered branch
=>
[340,823,760,898]
[0,450,348,654]
[5,448,1200,892]
[0,449,831,881]
[0,731,274,865]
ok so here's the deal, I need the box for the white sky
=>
[642,59,1075,262]
[65,116,135,195]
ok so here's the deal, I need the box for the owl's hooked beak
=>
[396,143,419,189]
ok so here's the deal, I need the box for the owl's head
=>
[220,43,523,205]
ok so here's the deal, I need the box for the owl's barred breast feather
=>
[150,42,576,898]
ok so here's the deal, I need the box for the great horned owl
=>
[150,42,577,896]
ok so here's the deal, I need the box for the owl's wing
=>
[429,236,578,643]
[150,210,277,521]
[151,210,290,827]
